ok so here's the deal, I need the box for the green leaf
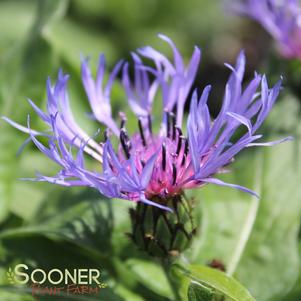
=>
[188,157,254,266]
[181,264,256,301]
[125,258,173,299]
[285,242,301,300]
[189,97,301,301]
[265,94,301,135]
[22,188,115,257]
[170,264,190,301]
[0,288,35,301]
[188,282,214,301]
[0,188,171,301]
[0,0,36,43]
[233,139,301,300]
[189,146,301,300]
[43,18,116,69]
[113,284,144,301]
[0,0,68,224]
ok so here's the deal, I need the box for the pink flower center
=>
[116,115,204,199]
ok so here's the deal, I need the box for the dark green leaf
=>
[181,264,255,301]
[188,282,214,301]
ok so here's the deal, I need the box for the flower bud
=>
[129,194,197,258]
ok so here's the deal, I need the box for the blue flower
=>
[233,0,301,59]
[2,35,291,211]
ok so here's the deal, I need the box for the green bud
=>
[129,194,197,258]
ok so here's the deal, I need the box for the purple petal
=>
[227,112,252,135]
[1,116,46,136]
[202,177,259,198]
[140,152,158,188]
[140,194,173,212]
[247,136,293,147]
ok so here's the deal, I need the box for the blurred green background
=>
[0,0,301,300]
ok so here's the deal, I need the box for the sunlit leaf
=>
[181,264,255,301]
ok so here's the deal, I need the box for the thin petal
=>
[247,136,293,147]
[140,194,173,212]
[202,177,259,198]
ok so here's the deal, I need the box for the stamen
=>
[184,138,189,156]
[162,142,166,171]
[166,112,176,139]
[181,138,189,166]
[181,154,186,166]
[138,118,146,147]
[176,135,184,156]
[171,114,176,140]
[120,128,131,159]
[172,163,177,185]
[147,114,153,134]
[166,112,170,138]
[119,112,127,129]
[104,129,109,142]
[176,126,182,139]
[120,119,126,129]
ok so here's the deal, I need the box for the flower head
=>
[233,0,301,59]
[3,35,291,211]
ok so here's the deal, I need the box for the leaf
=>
[180,264,255,301]
[125,258,173,299]
[18,188,115,256]
[0,288,35,301]
[285,242,301,300]
[264,94,300,135]
[0,1,36,43]
[233,139,301,300]
[43,18,116,69]
[189,98,301,301]
[113,284,145,301]
[0,234,129,301]
[0,0,68,224]
[187,158,254,266]
[188,282,214,301]
[0,188,171,301]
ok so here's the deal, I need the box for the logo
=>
[7,264,107,297]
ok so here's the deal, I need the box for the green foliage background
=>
[0,0,301,300]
